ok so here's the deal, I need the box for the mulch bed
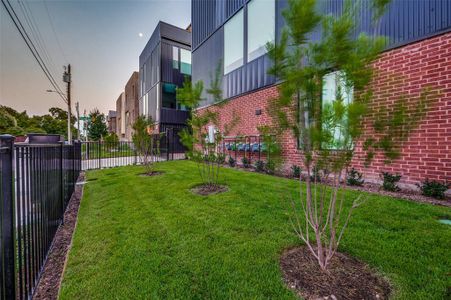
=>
[281,246,391,300]
[32,172,86,300]
[139,171,164,177]
[191,184,229,196]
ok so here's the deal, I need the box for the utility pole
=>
[63,64,72,143]
[75,101,80,140]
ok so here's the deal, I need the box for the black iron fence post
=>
[166,130,170,161]
[98,140,101,169]
[0,134,16,300]
[59,141,65,224]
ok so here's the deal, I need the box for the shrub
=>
[347,168,364,186]
[217,153,226,165]
[228,156,236,167]
[291,165,301,179]
[255,160,265,172]
[310,165,321,183]
[241,157,251,168]
[417,179,449,199]
[266,160,276,174]
[381,172,401,192]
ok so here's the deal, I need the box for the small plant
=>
[310,165,321,183]
[381,172,401,192]
[291,165,301,179]
[347,168,364,186]
[266,160,276,174]
[217,153,226,165]
[255,160,265,172]
[241,157,251,168]
[417,179,449,199]
[228,156,236,167]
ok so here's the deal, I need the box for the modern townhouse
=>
[107,110,117,134]
[191,0,451,189]
[139,21,192,135]
[115,92,125,140]
[124,71,139,141]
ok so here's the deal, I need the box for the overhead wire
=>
[1,0,67,104]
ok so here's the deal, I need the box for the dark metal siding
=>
[192,0,451,105]
[161,41,190,87]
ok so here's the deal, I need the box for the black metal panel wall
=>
[192,0,451,106]
[161,41,190,87]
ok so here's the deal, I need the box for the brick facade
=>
[124,72,139,141]
[197,32,451,189]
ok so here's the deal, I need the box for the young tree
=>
[177,65,238,190]
[267,0,431,270]
[132,115,161,175]
[87,108,108,141]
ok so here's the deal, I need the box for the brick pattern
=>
[197,32,451,188]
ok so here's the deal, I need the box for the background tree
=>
[132,115,161,175]
[266,0,431,271]
[0,105,76,138]
[87,108,108,141]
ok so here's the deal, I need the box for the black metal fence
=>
[0,135,81,300]
[81,128,186,170]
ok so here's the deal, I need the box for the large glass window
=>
[162,83,177,109]
[224,9,244,74]
[321,70,353,149]
[172,46,179,69]
[247,0,275,62]
[180,49,191,75]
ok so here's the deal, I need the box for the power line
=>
[17,0,59,77]
[1,0,67,104]
[43,0,68,63]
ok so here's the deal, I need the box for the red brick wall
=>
[197,32,451,188]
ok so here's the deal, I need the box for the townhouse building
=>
[191,0,451,188]
[107,110,117,134]
[115,92,125,140]
[139,21,192,134]
[124,71,139,141]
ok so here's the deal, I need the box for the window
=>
[142,93,148,116]
[247,0,275,61]
[321,70,353,149]
[162,83,177,109]
[172,46,179,69]
[180,49,191,75]
[224,9,244,74]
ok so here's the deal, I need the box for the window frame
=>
[223,9,245,74]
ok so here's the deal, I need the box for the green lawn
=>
[60,160,451,299]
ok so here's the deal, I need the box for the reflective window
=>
[224,9,244,74]
[162,83,177,109]
[180,49,191,75]
[247,0,275,61]
[172,46,179,69]
[322,70,354,149]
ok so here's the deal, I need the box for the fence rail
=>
[0,136,81,300]
[81,128,186,170]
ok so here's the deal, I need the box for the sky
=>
[0,0,191,117]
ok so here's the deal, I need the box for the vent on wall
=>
[255,109,262,116]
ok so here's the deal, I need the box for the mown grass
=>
[60,160,451,299]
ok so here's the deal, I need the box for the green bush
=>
[310,165,322,183]
[417,179,449,199]
[228,156,236,167]
[346,168,364,186]
[291,165,301,179]
[381,172,401,192]
[241,157,251,168]
[255,160,265,172]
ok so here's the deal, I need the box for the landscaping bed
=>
[60,161,451,299]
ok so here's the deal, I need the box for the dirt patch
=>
[139,171,164,177]
[32,172,86,300]
[280,246,391,300]
[191,184,229,196]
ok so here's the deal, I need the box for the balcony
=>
[160,108,189,125]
